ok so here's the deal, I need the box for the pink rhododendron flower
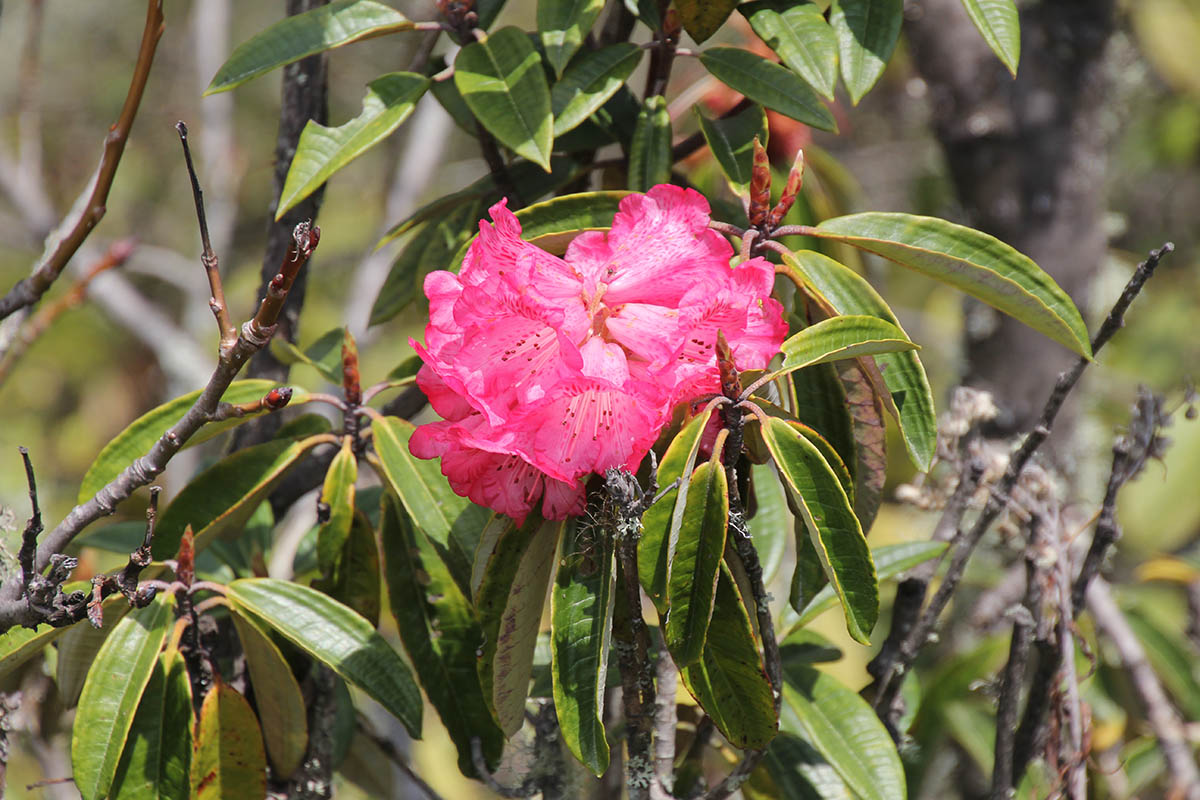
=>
[410,184,788,524]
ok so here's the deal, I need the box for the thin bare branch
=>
[356,720,446,800]
[0,0,165,321]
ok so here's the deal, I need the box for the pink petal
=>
[415,362,474,422]
[542,479,587,520]
[603,303,684,367]
[578,335,630,387]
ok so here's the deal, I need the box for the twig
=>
[177,121,237,355]
[16,448,43,602]
[653,628,678,795]
[0,0,164,321]
[0,222,319,633]
[0,239,135,388]
[470,738,538,798]
[1087,579,1200,799]
[1055,534,1086,800]
[869,243,1173,707]
[209,386,294,422]
[356,720,445,800]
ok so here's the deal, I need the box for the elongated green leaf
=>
[315,510,382,626]
[455,27,554,171]
[475,516,560,736]
[57,598,132,708]
[961,0,1020,75]
[772,315,916,382]
[791,361,856,488]
[640,405,718,612]
[0,623,65,681]
[699,47,836,132]
[666,460,729,667]
[1125,609,1200,720]
[154,437,316,559]
[317,438,358,576]
[741,0,839,100]
[269,334,342,385]
[695,102,769,195]
[111,650,193,800]
[551,518,615,775]
[551,44,643,136]
[785,250,937,471]
[679,567,777,749]
[380,493,504,776]
[786,541,948,629]
[761,417,877,643]
[447,190,629,270]
[370,200,484,325]
[749,462,791,586]
[813,213,1092,356]
[190,680,267,800]
[72,597,173,800]
[370,416,491,597]
[629,94,672,191]
[677,0,739,43]
[230,611,307,778]
[781,663,906,800]
[830,0,903,105]
[764,730,852,800]
[227,578,422,736]
[780,628,843,667]
[78,380,309,504]
[277,72,429,218]
[539,0,605,76]
[837,361,887,531]
[207,0,414,93]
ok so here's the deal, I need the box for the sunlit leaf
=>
[227,578,422,737]
[111,649,192,800]
[551,44,643,136]
[57,597,132,708]
[829,0,903,105]
[475,516,560,736]
[676,0,739,43]
[277,72,429,218]
[551,518,616,775]
[455,27,554,171]
[72,597,173,800]
[741,0,838,100]
[812,213,1092,356]
[190,679,267,800]
[207,0,414,93]
[699,47,836,131]
[695,102,769,195]
[538,0,605,76]
[665,460,729,667]
[771,315,917,382]
[961,0,1020,76]
[629,94,672,191]
[317,438,357,576]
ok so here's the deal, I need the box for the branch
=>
[0,0,164,321]
[0,223,319,633]
[653,628,678,795]
[355,720,445,800]
[1087,580,1200,798]
[869,243,1173,705]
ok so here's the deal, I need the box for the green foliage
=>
[699,48,837,132]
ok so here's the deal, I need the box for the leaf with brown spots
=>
[836,361,886,533]
[190,678,267,800]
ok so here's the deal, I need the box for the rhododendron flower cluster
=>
[409,185,788,524]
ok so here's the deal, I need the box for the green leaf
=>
[370,200,484,325]
[57,598,132,708]
[455,27,555,171]
[370,416,492,598]
[628,94,672,191]
[111,650,193,800]
[476,0,508,29]
[679,566,777,749]
[276,72,429,218]
[78,380,309,504]
[785,250,937,471]
[764,731,852,800]
[0,623,67,681]
[154,437,316,559]
[229,611,308,778]
[551,43,643,137]
[699,47,836,132]
[227,578,422,737]
[1125,608,1200,720]
[270,326,345,383]
[812,213,1092,357]
[773,314,917,382]
[551,518,616,775]
[760,416,877,643]
[665,460,729,667]
[961,0,1020,76]
[741,1,839,100]
[207,0,414,93]
[447,191,630,270]
[836,361,887,531]
[781,663,906,800]
[314,510,382,627]
[695,102,769,195]
[786,541,948,629]
[317,438,358,576]
[749,462,792,586]
[676,0,739,43]
[475,516,560,736]
[779,628,843,666]
[539,0,605,76]
[71,597,173,800]
[829,0,903,105]
[791,362,856,491]
[189,680,267,800]
[639,405,718,612]
[380,493,504,776]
